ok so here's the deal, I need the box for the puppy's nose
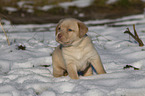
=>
[58,34,62,39]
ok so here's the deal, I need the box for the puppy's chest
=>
[69,50,85,60]
[62,46,93,62]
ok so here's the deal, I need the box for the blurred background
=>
[0,0,145,24]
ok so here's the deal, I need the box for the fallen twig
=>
[124,24,144,47]
[0,18,10,46]
[123,65,139,70]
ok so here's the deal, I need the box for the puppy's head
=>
[55,18,88,46]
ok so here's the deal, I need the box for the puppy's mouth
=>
[56,35,74,46]
[60,41,72,45]
[57,39,73,46]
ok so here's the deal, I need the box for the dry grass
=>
[0,18,10,46]
[0,0,73,8]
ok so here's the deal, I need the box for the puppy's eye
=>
[58,27,61,30]
[68,29,73,31]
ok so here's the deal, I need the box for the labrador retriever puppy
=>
[52,18,106,79]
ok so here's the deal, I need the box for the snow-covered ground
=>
[0,14,145,96]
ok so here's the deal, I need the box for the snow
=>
[38,5,54,11]
[107,0,118,4]
[17,1,33,8]
[38,0,94,11]
[107,0,145,4]
[3,7,17,12]
[0,14,145,96]
[17,1,34,13]
[59,0,94,9]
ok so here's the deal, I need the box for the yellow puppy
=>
[52,18,106,79]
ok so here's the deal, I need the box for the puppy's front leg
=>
[90,55,106,74]
[67,64,79,79]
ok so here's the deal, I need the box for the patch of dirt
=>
[0,1,144,24]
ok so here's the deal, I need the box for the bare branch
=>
[124,25,144,47]
[133,24,139,39]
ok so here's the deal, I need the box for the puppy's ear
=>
[77,21,88,38]
[55,19,64,35]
